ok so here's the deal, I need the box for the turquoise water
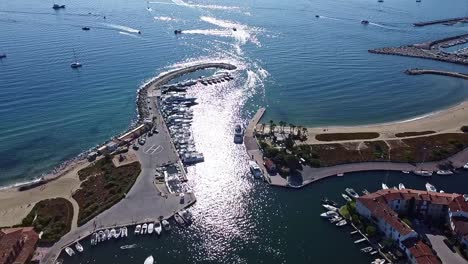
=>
[2,0,468,262]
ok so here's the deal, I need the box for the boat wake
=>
[154,16,176,21]
[149,0,240,10]
[119,31,142,38]
[198,16,261,46]
[102,23,140,34]
[368,22,406,31]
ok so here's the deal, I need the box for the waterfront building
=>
[0,227,39,264]
[356,189,468,264]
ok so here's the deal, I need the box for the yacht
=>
[98,230,105,242]
[122,227,128,237]
[361,20,370,24]
[65,247,75,256]
[249,161,263,179]
[162,219,171,231]
[320,210,339,218]
[381,183,389,190]
[342,193,352,202]
[120,244,137,250]
[134,225,141,235]
[398,183,406,190]
[322,204,338,211]
[234,124,244,143]
[425,182,437,192]
[436,170,453,175]
[147,223,154,234]
[154,221,162,235]
[144,255,154,264]
[413,170,433,177]
[109,229,116,240]
[104,229,110,240]
[336,220,347,227]
[141,223,148,234]
[345,188,359,198]
[75,242,83,252]
[52,4,66,9]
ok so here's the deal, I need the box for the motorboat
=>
[371,259,386,264]
[98,231,105,242]
[413,170,433,177]
[179,209,193,224]
[114,228,121,238]
[234,124,244,144]
[342,193,352,202]
[82,27,90,31]
[336,220,347,227]
[463,163,468,169]
[361,246,373,253]
[361,20,369,24]
[321,197,338,207]
[402,171,410,174]
[70,49,82,68]
[398,183,406,190]
[439,190,445,193]
[0,53,6,59]
[174,213,186,226]
[154,221,162,235]
[362,189,370,195]
[109,229,116,240]
[162,219,171,231]
[337,173,344,177]
[142,223,148,234]
[249,161,263,179]
[320,210,339,218]
[315,15,320,18]
[323,204,338,211]
[381,183,389,190]
[345,188,359,198]
[104,229,110,240]
[134,225,141,235]
[147,223,154,234]
[90,233,97,245]
[122,227,128,237]
[144,255,154,264]
[329,216,342,223]
[52,4,66,9]
[174,29,182,34]
[436,170,453,175]
[377,0,383,2]
[425,182,437,192]
[120,244,137,250]
[416,0,421,2]
[65,247,75,256]
[75,242,83,252]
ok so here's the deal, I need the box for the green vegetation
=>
[315,132,380,142]
[339,205,350,220]
[20,198,73,243]
[73,155,141,226]
[365,225,377,237]
[395,131,435,137]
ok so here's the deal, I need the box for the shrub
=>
[366,225,377,237]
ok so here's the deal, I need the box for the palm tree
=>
[270,123,276,135]
[297,125,302,136]
[279,121,285,133]
[302,127,308,139]
[269,120,274,134]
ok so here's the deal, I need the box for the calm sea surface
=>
[1,0,468,262]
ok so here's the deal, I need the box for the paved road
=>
[426,233,467,264]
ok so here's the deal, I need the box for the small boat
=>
[120,244,137,250]
[98,230,105,242]
[141,223,148,234]
[337,173,344,177]
[249,161,263,179]
[122,227,128,237]
[345,188,359,198]
[336,220,347,227]
[323,204,338,211]
[0,53,6,59]
[52,4,66,9]
[179,209,193,224]
[65,247,75,256]
[413,170,432,177]
[464,163,468,169]
[439,190,445,193]
[425,182,437,192]
[463,194,468,202]
[109,229,116,240]
[315,15,320,18]
[148,223,154,234]
[154,221,162,235]
[70,49,82,69]
[342,193,352,202]
[134,225,141,235]
[416,0,421,2]
[82,27,91,31]
[398,183,406,190]
[232,27,237,31]
[402,171,410,174]
[377,0,383,2]
[104,229,110,240]
[174,29,182,34]
[362,189,370,195]
[162,219,171,231]
[361,246,373,253]
[361,20,369,24]
[329,216,342,223]
[381,183,388,190]
[144,255,154,264]
[371,259,386,264]
[174,213,186,226]
[321,197,338,207]
[436,170,453,175]
[320,211,339,218]
[114,228,121,238]
[75,242,83,252]
[90,233,97,245]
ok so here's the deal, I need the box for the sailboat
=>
[70,49,82,68]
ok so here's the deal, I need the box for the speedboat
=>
[141,223,148,234]
[398,183,406,190]
[109,229,116,240]
[321,197,338,207]
[154,221,162,235]
[174,29,182,34]
[315,15,320,18]
[174,213,186,226]
[361,246,373,253]
[52,4,65,9]
[342,193,352,202]
[413,170,433,177]
[120,244,137,250]
[323,204,338,211]
[381,183,389,190]
[179,209,193,224]
[425,182,437,192]
[329,216,342,223]
[75,242,83,252]
[65,247,75,256]
[336,220,347,227]
[70,62,82,68]
[91,233,97,245]
[162,219,171,231]
[249,161,263,179]
[320,210,339,218]
[122,227,128,237]
[82,27,90,31]
[134,225,141,235]
[436,170,453,175]
[144,255,154,264]
[361,20,369,24]
[371,259,386,264]
[345,188,359,198]
[147,223,154,234]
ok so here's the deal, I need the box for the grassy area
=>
[395,131,435,137]
[20,198,73,243]
[73,155,141,226]
[315,132,380,142]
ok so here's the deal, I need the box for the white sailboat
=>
[144,255,154,264]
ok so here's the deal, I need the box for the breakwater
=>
[404,69,468,80]
[414,17,468,27]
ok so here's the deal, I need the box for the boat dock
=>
[354,238,367,244]
[404,68,468,80]
[414,17,468,27]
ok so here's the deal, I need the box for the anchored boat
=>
[425,182,437,192]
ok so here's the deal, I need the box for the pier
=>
[404,68,468,80]
[414,17,468,27]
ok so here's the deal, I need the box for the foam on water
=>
[101,23,140,33]
[154,16,175,21]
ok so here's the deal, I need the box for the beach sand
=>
[0,159,90,228]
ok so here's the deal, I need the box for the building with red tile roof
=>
[0,227,39,264]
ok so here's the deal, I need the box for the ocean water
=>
[1,0,468,262]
